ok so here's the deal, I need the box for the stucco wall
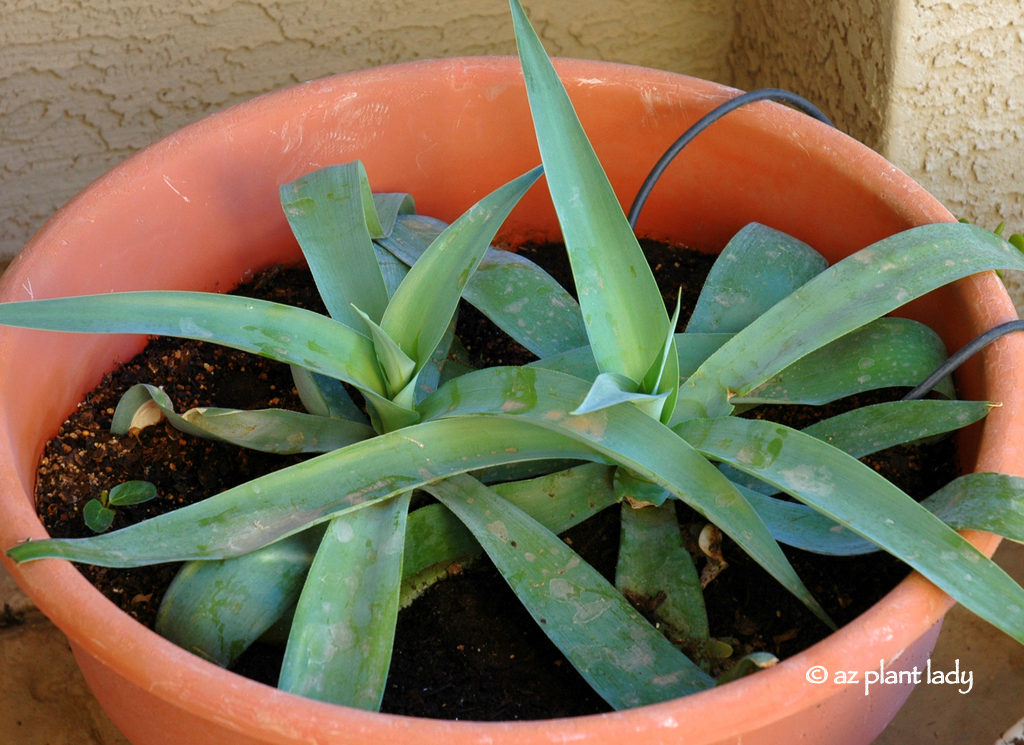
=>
[884,0,1024,306]
[0,0,734,261]
[885,0,1023,230]
[729,0,1023,310]
[729,0,898,151]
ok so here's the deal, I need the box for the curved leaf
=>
[677,222,1024,419]
[111,383,374,454]
[677,415,1024,644]
[280,162,401,328]
[371,193,418,239]
[6,417,607,566]
[573,372,669,416]
[428,474,714,709]
[0,291,387,396]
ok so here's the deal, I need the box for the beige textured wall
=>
[729,0,899,151]
[886,1,1024,308]
[729,0,1022,239]
[0,0,734,261]
[884,0,1023,230]
[730,0,1023,310]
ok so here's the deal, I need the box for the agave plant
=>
[5,0,1024,713]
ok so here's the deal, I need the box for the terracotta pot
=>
[1,57,1021,745]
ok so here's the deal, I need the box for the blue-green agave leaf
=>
[290,367,368,423]
[412,316,457,403]
[427,473,715,709]
[722,399,992,496]
[371,193,417,238]
[572,372,669,416]
[676,415,1024,643]
[372,242,410,298]
[156,527,324,665]
[403,463,621,604]
[0,291,387,397]
[727,399,992,554]
[278,493,411,710]
[924,472,1024,542]
[677,222,1024,419]
[643,296,682,423]
[380,167,543,374]
[378,214,587,358]
[738,318,955,405]
[686,223,827,334]
[800,399,992,459]
[745,472,1024,556]
[510,0,671,385]
[280,162,404,328]
[351,306,418,406]
[739,484,876,556]
[111,383,374,454]
[616,498,710,653]
[6,417,607,566]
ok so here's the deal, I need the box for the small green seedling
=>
[82,481,157,533]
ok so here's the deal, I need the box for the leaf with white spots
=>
[676,415,1024,644]
[675,222,1024,420]
[279,492,411,709]
[427,473,714,709]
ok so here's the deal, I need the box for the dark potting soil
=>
[31,241,954,721]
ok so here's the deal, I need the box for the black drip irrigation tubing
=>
[627,88,1024,401]
[900,320,1024,401]
[626,88,834,230]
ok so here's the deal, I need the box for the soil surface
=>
[32,241,954,720]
